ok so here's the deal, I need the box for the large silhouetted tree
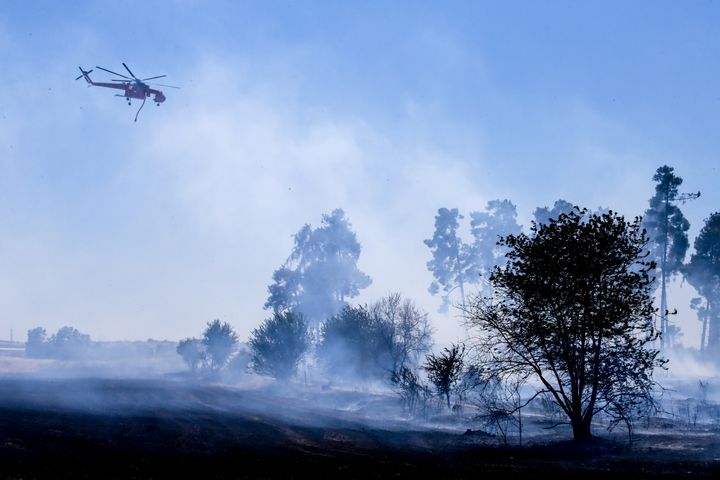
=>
[265,209,371,327]
[684,212,720,354]
[249,311,311,380]
[643,165,699,349]
[468,208,664,441]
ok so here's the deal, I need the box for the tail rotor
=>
[75,67,94,83]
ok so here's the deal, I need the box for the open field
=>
[1,376,719,479]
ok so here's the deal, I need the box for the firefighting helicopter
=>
[75,63,179,121]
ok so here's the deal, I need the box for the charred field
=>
[1,375,719,480]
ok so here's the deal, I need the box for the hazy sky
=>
[1,1,718,346]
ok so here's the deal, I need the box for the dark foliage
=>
[468,208,664,441]
[249,311,310,380]
[424,343,465,409]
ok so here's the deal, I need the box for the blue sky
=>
[1,1,718,346]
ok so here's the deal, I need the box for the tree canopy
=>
[425,201,521,313]
[533,199,575,226]
[317,294,432,382]
[249,311,311,380]
[425,208,477,313]
[265,209,371,326]
[468,208,664,441]
[202,320,238,370]
[684,212,720,353]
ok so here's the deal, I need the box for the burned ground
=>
[0,377,719,479]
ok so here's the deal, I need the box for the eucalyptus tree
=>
[265,209,371,327]
[426,202,521,314]
[424,208,478,313]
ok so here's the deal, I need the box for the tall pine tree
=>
[643,165,699,349]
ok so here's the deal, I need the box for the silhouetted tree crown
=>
[468,208,664,441]
[318,295,431,382]
[265,209,371,326]
[532,199,575,226]
[425,208,476,313]
[684,212,720,353]
[426,202,521,313]
[249,311,310,380]
[470,200,522,288]
[424,343,465,409]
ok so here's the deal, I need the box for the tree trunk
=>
[571,417,592,442]
[660,188,669,351]
[660,267,668,350]
[707,302,719,353]
[700,302,708,352]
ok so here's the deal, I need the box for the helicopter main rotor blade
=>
[141,75,166,81]
[96,66,130,79]
[148,82,181,89]
[122,62,137,79]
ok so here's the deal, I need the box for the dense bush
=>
[202,320,238,370]
[249,311,310,380]
[318,294,433,382]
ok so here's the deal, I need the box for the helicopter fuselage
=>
[78,72,166,104]
[93,81,166,103]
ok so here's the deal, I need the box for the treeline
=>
[176,293,433,384]
[25,326,176,361]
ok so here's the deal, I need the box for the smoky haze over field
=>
[1,2,719,357]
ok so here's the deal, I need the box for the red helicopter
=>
[76,63,179,121]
